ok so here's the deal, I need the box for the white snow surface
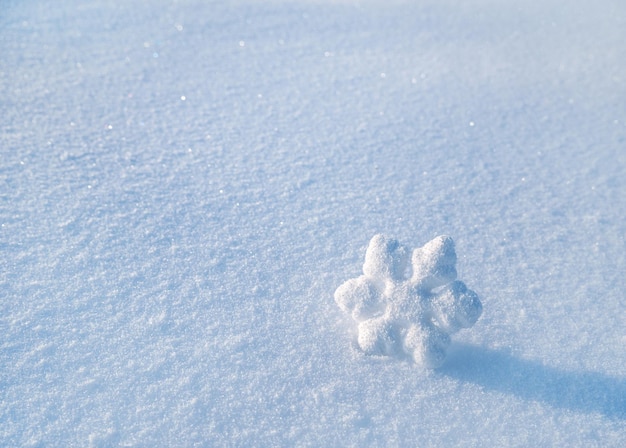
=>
[1,0,626,446]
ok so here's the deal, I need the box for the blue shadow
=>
[439,343,626,420]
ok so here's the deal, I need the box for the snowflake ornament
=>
[334,234,482,368]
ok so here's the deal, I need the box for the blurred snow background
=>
[1,0,625,445]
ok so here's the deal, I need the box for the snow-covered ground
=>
[2,0,625,445]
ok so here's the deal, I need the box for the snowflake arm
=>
[411,235,457,291]
[429,280,482,334]
[363,234,410,287]
[334,276,385,322]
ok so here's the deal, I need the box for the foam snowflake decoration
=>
[334,234,482,368]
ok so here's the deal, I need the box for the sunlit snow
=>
[1,0,625,446]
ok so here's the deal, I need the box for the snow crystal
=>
[335,234,482,367]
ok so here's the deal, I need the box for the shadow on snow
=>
[440,343,626,420]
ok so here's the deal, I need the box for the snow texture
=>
[2,0,626,446]
[335,234,482,367]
